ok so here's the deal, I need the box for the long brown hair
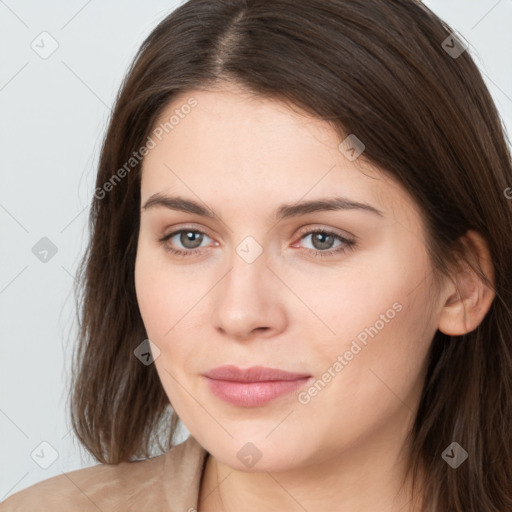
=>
[68,1,512,510]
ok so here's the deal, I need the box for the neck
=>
[197,425,425,512]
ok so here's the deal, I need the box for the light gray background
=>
[1,0,511,501]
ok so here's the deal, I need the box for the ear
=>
[438,230,496,336]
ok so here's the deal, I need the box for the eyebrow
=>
[141,193,384,220]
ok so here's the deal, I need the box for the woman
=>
[2,0,511,510]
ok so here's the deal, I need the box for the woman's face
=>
[135,85,444,472]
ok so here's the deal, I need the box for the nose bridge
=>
[235,234,266,266]
[211,234,286,339]
[223,235,270,302]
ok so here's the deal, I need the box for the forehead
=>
[140,86,420,229]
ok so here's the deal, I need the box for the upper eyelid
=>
[295,225,355,239]
[162,225,354,246]
[163,223,352,236]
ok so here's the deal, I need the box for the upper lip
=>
[203,365,311,382]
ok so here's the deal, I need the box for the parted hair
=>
[68,1,512,510]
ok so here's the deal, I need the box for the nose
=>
[211,248,288,342]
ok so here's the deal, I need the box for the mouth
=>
[202,365,313,407]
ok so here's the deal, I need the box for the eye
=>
[158,227,356,258]
[292,228,356,258]
[159,227,214,257]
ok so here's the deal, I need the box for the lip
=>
[203,365,312,407]
[203,365,311,382]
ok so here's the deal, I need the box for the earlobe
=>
[437,230,495,336]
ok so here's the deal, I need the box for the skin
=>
[134,84,495,512]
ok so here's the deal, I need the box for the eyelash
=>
[158,226,356,259]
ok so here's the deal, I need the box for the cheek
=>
[294,264,396,345]
[306,247,434,385]
[134,245,173,338]
[134,245,205,360]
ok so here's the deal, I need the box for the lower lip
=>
[204,376,312,407]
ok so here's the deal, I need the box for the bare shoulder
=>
[0,452,167,511]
